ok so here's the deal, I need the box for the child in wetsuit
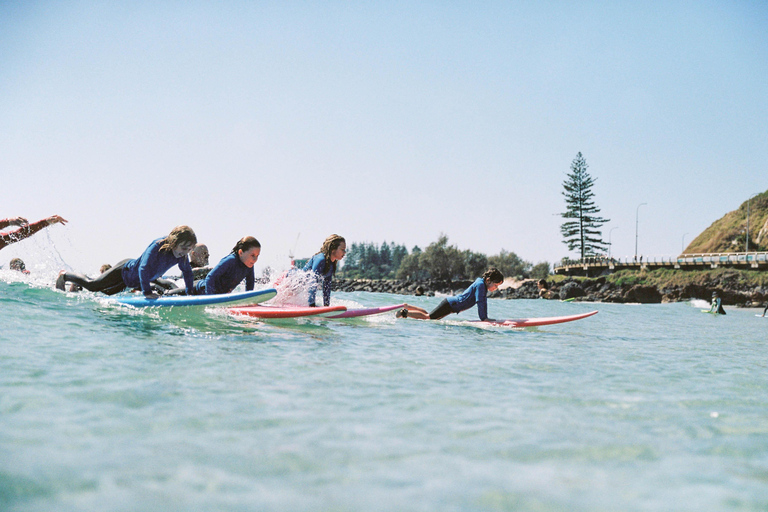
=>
[190,237,260,295]
[303,234,346,307]
[396,268,504,321]
[56,225,197,298]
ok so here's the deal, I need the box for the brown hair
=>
[482,267,504,284]
[232,236,261,255]
[158,225,197,254]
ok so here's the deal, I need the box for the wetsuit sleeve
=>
[0,219,50,250]
[137,243,161,295]
[307,256,324,306]
[475,281,488,321]
[203,261,224,295]
[246,269,255,291]
[322,273,332,307]
[179,257,194,294]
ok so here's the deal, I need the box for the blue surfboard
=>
[112,288,277,308]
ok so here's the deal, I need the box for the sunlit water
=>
[2,276,768,511]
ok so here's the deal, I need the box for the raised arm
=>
[0,215,67,251]
[0,217,28,229]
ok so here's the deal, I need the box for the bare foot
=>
[55,270,67,291]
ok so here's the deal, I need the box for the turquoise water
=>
[2,279,768,511]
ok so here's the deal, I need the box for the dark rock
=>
[559,282,585,300]
[623,285,662,303]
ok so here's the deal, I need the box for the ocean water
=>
[2,277,768,511]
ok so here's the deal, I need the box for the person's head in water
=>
[537,279,548,290]
[232,236,261,268]
[189,243,210,268]
[159,225,197,258]
[482,267,504,292]
[9,258,29,274]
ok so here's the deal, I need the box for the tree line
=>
[337,234,550,281]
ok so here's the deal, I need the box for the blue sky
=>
[2,1,767,274]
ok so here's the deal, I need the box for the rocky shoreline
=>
[332,275,768,307]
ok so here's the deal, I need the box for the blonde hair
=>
[317,234,345,273]
[158,225,197,254]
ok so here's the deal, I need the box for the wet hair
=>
[482,267,504,284]
[538,279,548,289]
[232,236,261,255]
[317,234,346,273]
[9,258,25,271]
[158,225,197,254]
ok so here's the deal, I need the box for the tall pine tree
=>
[560,152,609,259]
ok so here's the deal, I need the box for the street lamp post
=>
[635,203,647,261]
[609,227,618,259]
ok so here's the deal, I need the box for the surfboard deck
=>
[112,288,277,308]
[325,303,406,319]
[472,310,598,328]
[228,304,347,318]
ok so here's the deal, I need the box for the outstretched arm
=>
[0,215,68,250]
[0,217,28,229]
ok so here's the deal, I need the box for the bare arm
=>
[0,217,29,230]
[0,215,68,251]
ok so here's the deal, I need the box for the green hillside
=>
[684,190,768,254]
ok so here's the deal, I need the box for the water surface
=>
[2,280,767,511]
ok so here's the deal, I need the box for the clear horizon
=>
[2,1,766,274]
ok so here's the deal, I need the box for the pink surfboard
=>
[473,310,598,328]
[229,304,347,319]
[325,303,407,319]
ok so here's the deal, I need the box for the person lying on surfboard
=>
[396,268,504,321]
[56,225,197,299]
[304,234,346,307]
[0,215,68,251]
[185,236,260,295]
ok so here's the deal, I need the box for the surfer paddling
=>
[396,268,504,321]
[0,215,68,251]
[304,234,346,307]
[56,225,197,299]
[182,236,260,295]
